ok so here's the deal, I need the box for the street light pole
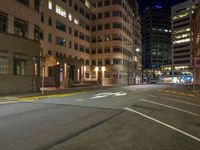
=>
[42,63,45,95]
[128,61,130,86]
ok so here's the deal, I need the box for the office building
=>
[40,0,142,87]
[141,4,171,70]
[192,4,200,85]
[172,0,199,83]
[0,0,41,94]
[0,0,142,94]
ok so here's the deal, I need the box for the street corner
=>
[17,92,84,102]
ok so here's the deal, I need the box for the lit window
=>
[56,5,66,18]
[173,38,190,44]
[48,0,52,10]
[74,18,79,25]
[68,13,72,21]
[85,0,90,9]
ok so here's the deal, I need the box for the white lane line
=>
[148,95,200,108]
[140,99,200,117]
[124,107,200,142]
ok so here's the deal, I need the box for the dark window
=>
[105,47,110,53]
[92,2,96,8]
[85,35,90,42]
[104,12,110,18]
[14,18,28,38]
[86,12,90,19]
[92,60,96,65]
[14,56,28,75]
[74,3,78,11]
[40,31,44,40]
[34,25,40,42]
[105,59,110,65]
[69,27,72,34]
[56,36,66,47]
[16,0,29,6]
[112,11,122,17]
[97,36,103,42]
[113,0,122,5]
[48,33,52,42]
[79,45,84,52]
[85,24,90,31]
[48,17,52,26]
[104,0,110,6]
[91,25,96,31]
[0,53,7,75]
[56,21,66,32]
[98,1,102,7]
[98,47,103,53]
[69,0,72,7]
[98,59,102,65]
[113,58,121,65]
[112,34,121,40]
[48,50,52,55]
[92,14,96,20]
[74,30,78,37]
[113,46,122,53]
[74,43,78,50]
[104,23,110,29]
[112,22,122,29]
[91,48,96,54]
[86,59,90,65]
[79,7,85,16]
[98,13,102,19]
[98,25,103,31]
[34,0,40,11]
[79,32,84,40]
[69,41,72,48]
[85,48,90,53]
[91,36,96,43]
[41,14,44,22]
[0,12,7,32]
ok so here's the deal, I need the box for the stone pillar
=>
[8,16,14,34]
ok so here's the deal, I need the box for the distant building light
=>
[155,5,162,9]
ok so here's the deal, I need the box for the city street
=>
[0,84,200,150]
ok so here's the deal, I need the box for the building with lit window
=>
[172,0,199,84]
[141,4,171,70]
[192,4,200,85]
[40,0,142,87]
[0,0,142,94]
[0,0,41,95]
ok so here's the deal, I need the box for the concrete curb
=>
[0,85,116,102]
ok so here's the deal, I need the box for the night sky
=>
[137,0,188,11]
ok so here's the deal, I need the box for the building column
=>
[7,16,14,34]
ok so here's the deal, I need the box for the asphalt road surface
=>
[0,84,200,150]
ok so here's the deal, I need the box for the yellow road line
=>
[18,92,84,102]
[158,89,196,97]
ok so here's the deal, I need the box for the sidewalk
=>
[180,84,200,97]
[0,85,115,103]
